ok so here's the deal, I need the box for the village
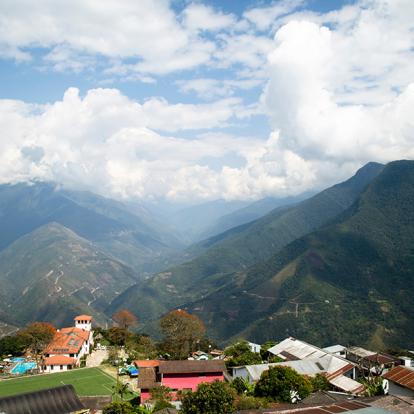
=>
[0,311,413,414]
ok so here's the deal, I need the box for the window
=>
[60,365,63,370]
[51,366,54,370]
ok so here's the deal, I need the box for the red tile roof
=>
[134,360,160,368]
[383,365,414,391]
[43,356,77,366]
[60,327,90,341]
[74,315,92,321]
[45,328,89,355]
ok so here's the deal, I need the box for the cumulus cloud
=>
[1,0,414,202]
[261,0,414,187]
[1,88,298,201]
[0,0,219,75]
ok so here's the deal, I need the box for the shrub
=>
[254,366,313,403]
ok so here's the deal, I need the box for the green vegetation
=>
[180,381,236,414]
[110,162,384,330]
[0,367,122,398]
[0,223,137,327]
[178,160,414,348]
[225,341,262,367]
[254,366,313,403]
[159,309,205,359]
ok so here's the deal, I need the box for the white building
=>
[41,315,94,373]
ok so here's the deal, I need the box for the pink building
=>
[136,360,226,403]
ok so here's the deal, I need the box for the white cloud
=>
[182,3,235,32]
[0,88,290,201]
[177,78,263,100]
[0,0,216,75]
[244,0,305,31]
[1,0,414,202]
[262,0,414,186]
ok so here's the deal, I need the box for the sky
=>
[0,0,413,202]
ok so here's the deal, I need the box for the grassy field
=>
[0,367,119,398]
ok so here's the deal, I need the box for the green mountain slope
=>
[198,193,313,241]
[0,182,183,273]
[0,223,137,327]
[109,162,384,322]
[185,160,414,349]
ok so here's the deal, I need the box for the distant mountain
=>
[199,193,313,241]
[168,199,250,243]
[109,162,385,324]
[0,223,137,327]
[184,160,414,349]
[0,182,183,273]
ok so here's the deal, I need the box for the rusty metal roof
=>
[383,365,414,391]
[158,360,226,374]
[137,367,160,389]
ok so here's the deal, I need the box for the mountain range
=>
[0,160,413,349]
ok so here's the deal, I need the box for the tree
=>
[231,377,254,396]
[310,373,332,391]
[180,381,236,414]
[0,334,30,357]
[19,322,56,368]
[102,401,135,414]
[126,334,158,361]
[107,327,131,346]
[254,366,313,403]
[150,386,173,411]
[225,341,262,367]
[160,309,205,359]
[112,382,130,401]
[113,310,138,330]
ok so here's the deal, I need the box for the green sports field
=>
[0,367,119,398]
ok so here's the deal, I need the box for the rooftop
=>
[158,359,226,374]
[0,385,86,414]
[383,366,414,391]
[134,360,160,368]
[43,355,77,366]
[74,315,92,321]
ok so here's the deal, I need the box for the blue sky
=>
[0,0,413,202]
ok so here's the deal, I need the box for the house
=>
[323,344,347,358]
[257,337,364,394]
[190,351,209,360]
[346,346,399,374]
[41,315,94,373]
[0,384,88,414]
[137,360,226,403]
[247,342,261,353]
[382,365,414,397]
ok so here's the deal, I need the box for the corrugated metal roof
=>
[347,347,377,358]
[0,385,86,414]
[268,338,336,361]
[329,375,366,394]
[324,345,347,354]
[158,360,226,374]
[137,367,160,389]
[383,366,414,391]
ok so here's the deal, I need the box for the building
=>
[383,365,414,397]
[0,385,88,414]
[262,337,364,394]
[247,342,261,353]
[346,346,399,375]
[137,360,226,403]
[41,315,94,373]
[323,344,347,358]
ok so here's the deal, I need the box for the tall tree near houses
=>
[18,322,56,369]
[112,309,138,330]
[160,309,205,359]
